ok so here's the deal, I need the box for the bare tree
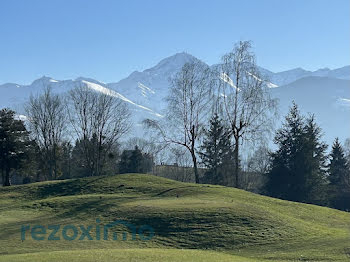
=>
[217,41,277,188]
[68,84,131,176]
[243,144,271,192]
[125,137,163,155]
[144,61,212,183]
[168,146,194,182]
[344,138,350,166]
[26,87,66,180]
[150,146,194,182]
[125,137,167,173]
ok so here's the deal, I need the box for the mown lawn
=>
[0,249,260,262]
[0,174,349,261]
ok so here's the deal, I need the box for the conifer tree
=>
[119,146,153,174]
[129,146,143,173]
[265,103,305,200]
[328,138,350,210]
[265,103,328,204]
[199,114,234,185]
[300,115,328,204]
[0,108,31,186]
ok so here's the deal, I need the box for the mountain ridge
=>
[1,52,349,88]
[0,53,349,144]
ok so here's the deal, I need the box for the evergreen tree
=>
[0,109,31,186]
[328,138,350,210]
[265,103,304,200]
[199,114,234,185]
[70,134,114,177]
[70,138,92,177]
[18,139,40,183]
[119,146,153,174]
[300,115,328,204]
[119,149,131,174]
[129,146,143,173]
[60,142,73,179]
[265,103,327,204]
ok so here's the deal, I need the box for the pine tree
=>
[61,142,73,179]
[119,149,131,174]
[265,103,328,204]
[265,102,305,200]
[119,146,153,174]
[129,146,143,173]
[328,138,350,210]
[0,108,31,186]
[300,115,328,204]
[71,138,93,177]
[199,114,234,185]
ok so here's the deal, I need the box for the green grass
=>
[0,249,259,262]
[0,173,349,261]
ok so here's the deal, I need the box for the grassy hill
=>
[0,174,349,261]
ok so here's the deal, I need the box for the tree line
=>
[265,103,350,210]
[0,87,153,186]
[188,103,350,211]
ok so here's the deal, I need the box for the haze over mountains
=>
[0,52,349,145]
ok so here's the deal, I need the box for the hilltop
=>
[0,174,349,261]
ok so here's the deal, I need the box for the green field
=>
[0,174,349,261]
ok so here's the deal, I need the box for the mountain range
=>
[0,52,349,146]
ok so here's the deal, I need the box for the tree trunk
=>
[191,151,199,184]
[53,145,57,180]
[1,167,4,186]
[234,137,239,188]
[49,160,53,180]
[3,168,11,186]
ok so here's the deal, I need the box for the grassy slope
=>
[0,174,349,262]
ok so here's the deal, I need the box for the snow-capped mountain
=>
[107,52,201,113]
[259,65,350,86]
[0,76,162,120]
[0,52,349,144]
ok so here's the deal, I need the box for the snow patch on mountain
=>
[220,73,238,90]
[138,82,155,98]
[337,97,350,107]
[82,80,162,117]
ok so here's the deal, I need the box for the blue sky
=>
[0,0,349,84]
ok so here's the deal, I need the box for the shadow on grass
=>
[35,177,105,199]
[154,186,196,197]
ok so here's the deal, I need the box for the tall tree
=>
[68,85,131,176]
[301,115,328,204]
[245,145,271,192]
[265,103,327,204]
[26,87,66,180]
[344,138,350,166]
[328,138,350,210]
[247,145,270,175]
[265,103,305,200]
[218,41,277,188]
[199,113,234,185]
[144,61,212,183]
[0,109,31,186]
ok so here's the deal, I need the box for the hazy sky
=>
[0,0,349,84]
